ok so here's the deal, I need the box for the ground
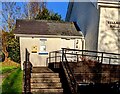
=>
[0,60,23,94]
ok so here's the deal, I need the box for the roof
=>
[14,20,82,36]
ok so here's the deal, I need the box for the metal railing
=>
[62,48,120,84]
[47,48,120,93]
[62,48,78,94]
[47,49,78,93]
[23,48,32,94]
[62,48,120,65]
[47,50,62,68]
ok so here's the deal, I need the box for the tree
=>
[23,1,46,19]
[7,32,20,63]
[1,1,62,63]
[1,2,47,63]
[50,12,62,21]
[2,30,9,62]
[2,2,22,32]
[35,8,62,21]
[2,30,20,63]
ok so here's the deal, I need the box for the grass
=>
[2,67,23,94]
[0,66,17,74]
[0,60,20,74]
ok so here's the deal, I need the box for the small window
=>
[40,39,47,52]
[76,40,79,48]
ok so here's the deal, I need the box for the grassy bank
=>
[2,68,23,94]
[0,61,20,74]
[0,66,17,74]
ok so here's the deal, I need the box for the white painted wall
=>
[20,36,83,70]
[98,6,119,53]
[97,5,120,64]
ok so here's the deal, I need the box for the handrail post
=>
[97,56,100,62]
[109,58,111,83]
[101,52,104,64]
[49,52,51,64]
[77,54,78,62]
[23,48,32,94]
[54,51,57,68]
[62,48,64,63]
[82,49,83,59]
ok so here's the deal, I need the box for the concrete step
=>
[31,78,60,83]
[31,73,59,78]
[31,88,63,93]
[31,83,62,88]
[32,67,53,73]
[30,67,64,94]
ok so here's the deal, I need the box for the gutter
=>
[14,34,84,39]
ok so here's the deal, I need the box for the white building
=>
[66,0,120,54]
[14,20,84,69]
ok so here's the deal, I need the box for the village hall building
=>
[66,0,120,55]
[14,20,84,69]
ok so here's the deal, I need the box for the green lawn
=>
[2,68,23,94]
[0,66,17,74]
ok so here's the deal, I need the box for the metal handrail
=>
[62,48,78,94]
[23,48,32,94]
[62,48,120,56]
[47,48,120,93]
[63,48,120,65]
[47,50,62,68]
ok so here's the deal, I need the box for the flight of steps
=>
[31,67,63,94]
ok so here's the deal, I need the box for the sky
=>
[47,2,69,20]
[0,1,69,20]
[0,1,69,31]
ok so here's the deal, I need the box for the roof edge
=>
[16,19,73,24]
[14,34,84,38]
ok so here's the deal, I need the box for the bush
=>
[7,32,20,63]
[0,52,5,62]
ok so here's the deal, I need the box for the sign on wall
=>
[107,21,120,30]
[31,45,37,53]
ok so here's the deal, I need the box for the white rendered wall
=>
[98,6,119,53]
[20,36,83,70]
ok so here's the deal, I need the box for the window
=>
[40,39,47,52]
[75,40,79,48]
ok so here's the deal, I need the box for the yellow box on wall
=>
[31,46,37,53]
